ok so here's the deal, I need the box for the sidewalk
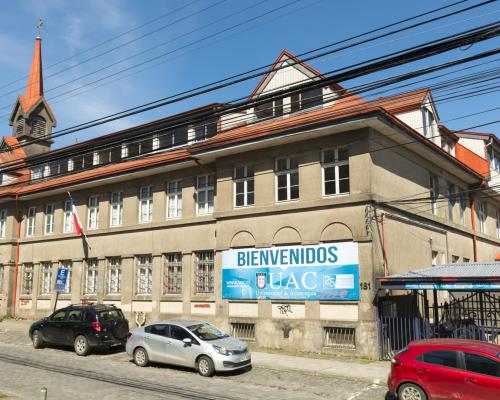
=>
[0,318,389,384]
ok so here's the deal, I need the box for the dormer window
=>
[255,99,283,120]
[422,108,435,139]
[16,117,25,137]
[31,166,42,180]
[290,87,323,113]
[31,116,47,137]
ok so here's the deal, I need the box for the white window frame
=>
[163,253,182,294]
[121,143,128,159]
[63,200,73,233]
[167,181,182,219]
[26,207,36,237]
[0,209,7,237]
[321,147,349,197]
[87,196,99,230]
[476,200,486,233]
[136,255,153,295]
[459,190,467,224]
[139,186,153,223]
[84,259,99,295]
[107,257,121,294]
[195,251,214,294]
[31,166,42,181]
[196,175,214,215]
[152,134,160,151]
[22,263,34,295]
[92,151,100,166]
[275,157,299,202]
[40,262,52,295]
[44,204,55,235]
[43,164,51,178]
[234,165,254,208]
[68,158,74,172]
[110,191,123,227]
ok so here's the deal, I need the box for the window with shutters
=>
[30,116,47,136]
[139,186,153,223]
[40,262,52,295]
[110,192,123,227]
[136,255,153,295]
[26,207,36,237]
[164,253,182,294]
[87,196,99,230]
[44,204,55,235]
[107,257,121,294]
[22,264,34,295]
[275,158,299,202]
[16,117,24,136]
[167,181,182,219]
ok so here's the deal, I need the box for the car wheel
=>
[32,330,45,349]
[133,347,149,367]
[398,383,427,400]
[74,335,91,356]
[197,355,215,377]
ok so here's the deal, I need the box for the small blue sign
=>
[55,268,69,293]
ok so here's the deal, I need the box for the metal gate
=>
[377,291,500,360]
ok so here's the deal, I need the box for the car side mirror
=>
[183,338,192,347]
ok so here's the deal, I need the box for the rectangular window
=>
[463,258,470,263]
[61,260,72,294]
[22,263,34,295]
[459,190,467,224]
[121,144,128,159]
[255,99,284,120]
[139,186,153,223]
[195,251,214,294]
[92,151,100,166]
[447,183,455,221]
[0,264,3,294]
[0,209,7,237]
[476,201,486,233]
[84,259,99,295]
[496,210,500,239]
[430,174,439,215]
[63,200,73,233]
[136,255,153,295]
[31,167,42,180]
[196,175,214,215]
[44,204,55,235]
[167,181,182,219]
[68,158,74,172]
[107,257,121,294]
[431,250,439,266]
[234,165,254,207]
[87,196,99,229]
[152,134,159,151]
[163,253,182,294]
[110,191,123,227]
[40,262,52,295]
[452,255,459,263]
[322,147,349,196]
[275,157,299,202]
[26,207,36,237]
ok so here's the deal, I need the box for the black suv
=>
[29,304,129,356]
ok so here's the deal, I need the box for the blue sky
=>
[0,0,498,148]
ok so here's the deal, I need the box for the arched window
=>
[16,117,25,136]
[30,116,47,137]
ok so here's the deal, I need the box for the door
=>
[43,309,68,343]
[144,324,172,363]
[166,325,200,367]
[460,352,500,400]
[414,350,468,399]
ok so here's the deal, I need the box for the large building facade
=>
[0,41,499,358]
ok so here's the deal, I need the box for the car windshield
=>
[187,323,228,341]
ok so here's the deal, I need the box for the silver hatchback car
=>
[126,319,251,377]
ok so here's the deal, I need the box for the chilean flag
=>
[67,192,84,236]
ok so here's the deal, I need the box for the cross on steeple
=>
[36,18,43,39]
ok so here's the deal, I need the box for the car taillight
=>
[127,332,132,340]
[91,322,102,332]
[391,357,402,366]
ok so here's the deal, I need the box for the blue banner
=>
[222,243,360,300]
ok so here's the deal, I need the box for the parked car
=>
[126,319,251,377]
[388,339,500,400]
[29,304,129,356]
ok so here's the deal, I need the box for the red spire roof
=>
[19,37,43,112]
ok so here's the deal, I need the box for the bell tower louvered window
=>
[31,116,47,137]
[16,117,25,137]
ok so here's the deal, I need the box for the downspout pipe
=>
[11,194,21,316]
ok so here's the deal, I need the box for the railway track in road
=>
[0,353,241,400]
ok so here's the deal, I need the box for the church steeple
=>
[9,23,56,157]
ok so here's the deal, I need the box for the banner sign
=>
[222,243,360,300]
[54,268,69,293]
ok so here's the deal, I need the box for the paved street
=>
[0,323,388,400]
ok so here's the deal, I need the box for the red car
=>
[388,339,500,400]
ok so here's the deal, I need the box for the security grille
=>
[323,327,356,349]
[231,322,255,341]
[195,251,214,293]
[164,253,182,294]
